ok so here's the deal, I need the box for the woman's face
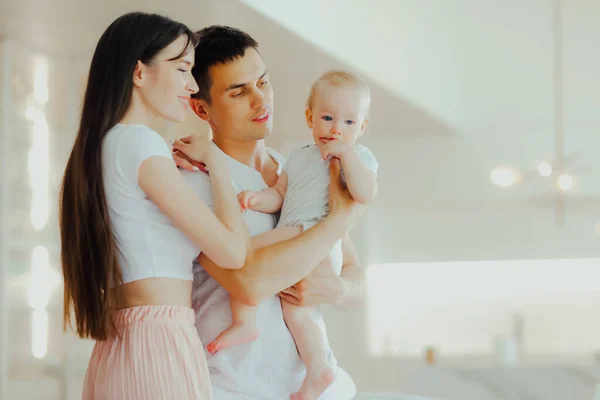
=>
[135,35,199,123]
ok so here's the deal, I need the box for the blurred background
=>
[1,0,600,399]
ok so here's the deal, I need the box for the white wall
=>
[367,258,600,356]
[0,38,12,400]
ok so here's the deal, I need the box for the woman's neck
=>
[119,93,155,126]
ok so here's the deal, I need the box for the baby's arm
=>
[239,172,288,213]
[340,148,377,204]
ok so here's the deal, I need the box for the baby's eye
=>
[322,116,333,121]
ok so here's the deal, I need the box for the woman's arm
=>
[139,147,249,269]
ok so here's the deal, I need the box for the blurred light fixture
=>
[557,173,573,191]
[490,167,520,188]
[538,161,553,177]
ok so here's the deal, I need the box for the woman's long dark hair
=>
[60,12,197,340]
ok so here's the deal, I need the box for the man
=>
[176,26,366,399]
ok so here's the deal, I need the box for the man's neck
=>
[213,136,270,173]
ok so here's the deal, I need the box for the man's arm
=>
[198,160,362,306]
[277,234,366,309]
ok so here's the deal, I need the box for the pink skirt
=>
[82,305,212,399]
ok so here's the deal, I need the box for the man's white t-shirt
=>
[183,144,356,400]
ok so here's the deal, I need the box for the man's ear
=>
[190,98,210,122]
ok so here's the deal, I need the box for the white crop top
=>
[102,123,200,284]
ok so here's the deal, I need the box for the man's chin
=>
[253,128,272,140]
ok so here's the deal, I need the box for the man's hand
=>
[278,256,348,307]
[328,159,363,229]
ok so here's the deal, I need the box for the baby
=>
[207,70,379,400]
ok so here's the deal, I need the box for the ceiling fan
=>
[490,0,597,225]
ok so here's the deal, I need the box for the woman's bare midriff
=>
[113,277,193,309]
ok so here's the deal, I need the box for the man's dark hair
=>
[192,25,259,103]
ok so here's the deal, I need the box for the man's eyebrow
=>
[226,82,247,91]
[226,70,268,92]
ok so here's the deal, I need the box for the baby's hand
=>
[318,140,352,161]
[238,190,257,211]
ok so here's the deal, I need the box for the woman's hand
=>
[171,133,213,172]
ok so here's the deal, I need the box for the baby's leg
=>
[207,296,259,354]
[282,302,334,400]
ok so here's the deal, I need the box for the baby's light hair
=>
[306,70,371,110]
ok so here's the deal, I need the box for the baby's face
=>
[307,83,369,147]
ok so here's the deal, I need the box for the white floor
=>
[355,394,441,400]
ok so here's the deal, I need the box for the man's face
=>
[201,48,274,142]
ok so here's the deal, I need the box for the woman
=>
[60,12,249,399]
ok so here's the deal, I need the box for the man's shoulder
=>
[267,147,286,163]
[267,147,287,176]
